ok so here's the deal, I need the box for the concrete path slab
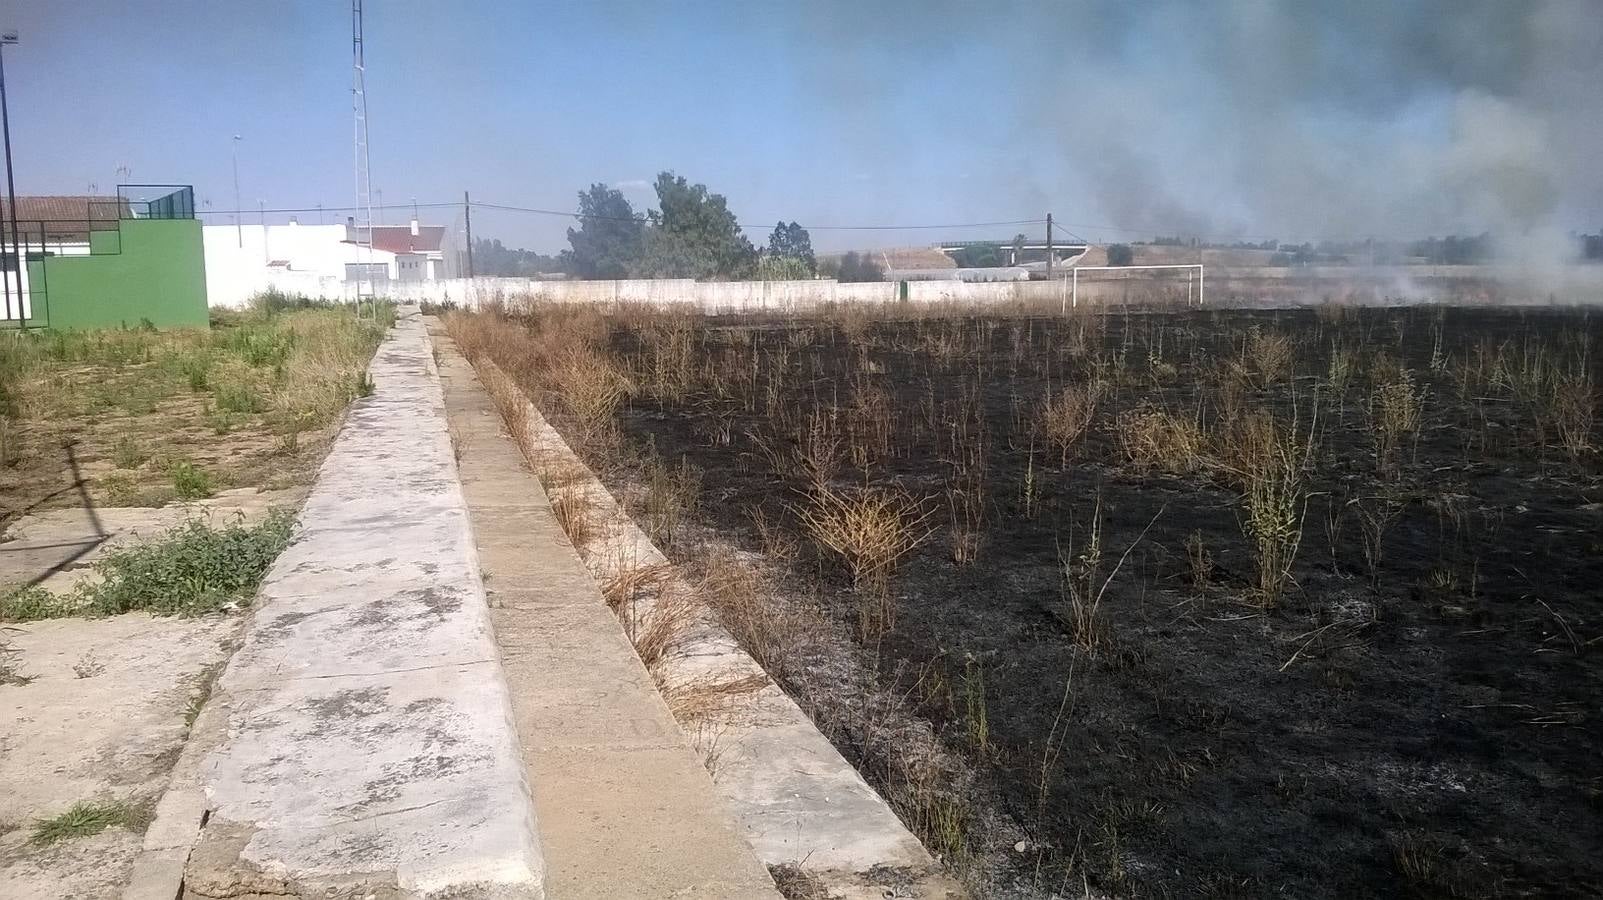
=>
[0,614,236,900]
[183,313,543,899]
[432,324,782,900]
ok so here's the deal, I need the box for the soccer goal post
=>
[1065,264,1204,312]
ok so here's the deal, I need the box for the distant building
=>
[1,185,207,329]
[202,215,458,306]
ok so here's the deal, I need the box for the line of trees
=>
[470,238,562,277]
[819,252,885,283]
[560,172,819,281]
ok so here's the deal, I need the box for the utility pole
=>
[463,191,474,278]
[231,134,242,247]
[1045,212,1054,280]
[1,29,22,326]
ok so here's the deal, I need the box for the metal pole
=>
[1045,212,1053,282]
[1072,266,1078,309]
[231,135,242,247]
[463,191,474,278]
[0,34,22,327]
[1199,265,1205,306]
[0,42,9,324]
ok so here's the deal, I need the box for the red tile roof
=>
[0,196,129,241]
[366,225,445,254]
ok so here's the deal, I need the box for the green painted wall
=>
[22,219,208,330]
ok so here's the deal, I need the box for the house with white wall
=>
[202,216,453,307]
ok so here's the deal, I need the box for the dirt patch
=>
[475,304,1602,898]
[0,307,388,537]
[0,613,239,897]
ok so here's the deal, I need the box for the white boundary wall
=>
[208,266,1603,311]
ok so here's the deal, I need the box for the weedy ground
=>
[0,298,391,532]
[451,300,1602,899]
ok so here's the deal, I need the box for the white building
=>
[203,217,454,307]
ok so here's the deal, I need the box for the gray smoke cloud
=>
[797,0,1602,257]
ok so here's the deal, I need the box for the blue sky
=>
[6,1,1599,252]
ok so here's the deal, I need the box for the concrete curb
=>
[432,324,782,900]
[468,356,959,899]
[178,312,544,898]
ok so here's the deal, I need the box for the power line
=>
[195,201,459,216]
[468,200,1047,232]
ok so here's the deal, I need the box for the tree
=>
[952,242,1004,268]
[767,221,816,275]
[639,171,756,279]
[1010,232,1028,265]
[472,238,563,277]
[631,228,718,279]
[1584,232,1603,261]
[561,184,644,279]
[756,255,812,280]
[836,251,885,283]
[1106,243,1134,266]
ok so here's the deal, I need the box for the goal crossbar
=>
[1067,264,1204,311]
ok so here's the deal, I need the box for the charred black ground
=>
[507,304,1603,897]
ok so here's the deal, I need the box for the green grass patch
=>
[0,511,297,622]
[80,512,296,616]
[169,461,215,500]
[0,585,69,622]
[220,324,296,368]
[112,437,147,469]
[212,382,264,414]
[29,800,147,846]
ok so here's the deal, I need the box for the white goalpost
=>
[1065,264,1205,312]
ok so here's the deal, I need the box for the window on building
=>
[344,262,389,283]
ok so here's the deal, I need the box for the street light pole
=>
[1,30,22,326]
[231,134,242,247]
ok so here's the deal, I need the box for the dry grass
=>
[1246,327,1295,387]
[694,549,793,669]
[661,669,769,723]
[554,349,631,446]
[1370,372,1427,471]
[745,505,799,563]
[794,484,933,637]
[1551,372,1596,462]
[601,562,674,613]
[550,486,599,547]
[1041,383,1098,465]
[621,584,701,673]
[1238,417,1313,606]
[1115,405,1204,473]
[638,453,701,548]
[796,407,844,489]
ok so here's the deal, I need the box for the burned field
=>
[469,303,1601,898]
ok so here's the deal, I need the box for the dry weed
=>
[794,484,933,637]
[601,562,673,613]
[620,583,701,673]
[1041,383,1097,465]
[550,486,599,547]
[1551,373,1596,462]
[661,669,769,724]
[1370,372,1427,471]
[1116,405,1204,473]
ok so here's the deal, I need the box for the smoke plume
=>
[800,0,1602,259]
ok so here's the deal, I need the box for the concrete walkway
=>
[178,312,543,898]
[432,323,780,899]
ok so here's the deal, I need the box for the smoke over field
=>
[802,1,1601,260]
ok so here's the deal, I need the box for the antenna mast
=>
[352,0,375,315]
